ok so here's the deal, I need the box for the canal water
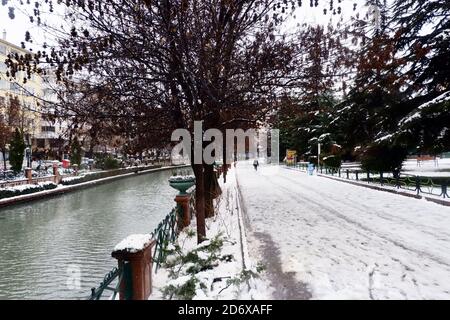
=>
[0,169,179,300]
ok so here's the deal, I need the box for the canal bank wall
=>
[0,165,190,209]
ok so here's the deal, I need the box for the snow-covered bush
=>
[0,182,57,200]
[61,174,90,186]
[159,231,265,300]
[161,234,232,299]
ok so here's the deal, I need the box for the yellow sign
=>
[286,149,297,164]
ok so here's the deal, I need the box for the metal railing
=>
[88,189,195,299]
[152,206,179,272]
[87,206,179,300]
[286,162,449,199]
[88,267,124,300]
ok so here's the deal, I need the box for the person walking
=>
[253,159,259,171]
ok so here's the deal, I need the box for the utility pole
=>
[318,143,321,174]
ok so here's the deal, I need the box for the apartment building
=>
[0,32,42,141]
[1,31,68,162]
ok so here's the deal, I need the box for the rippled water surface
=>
[0,169,178,299]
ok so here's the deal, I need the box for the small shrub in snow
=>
[186,229,196,239]
[162,276,205,300]
[160,234,240,299]
[226,269,260,287]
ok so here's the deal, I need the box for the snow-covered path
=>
[236,163,450,299]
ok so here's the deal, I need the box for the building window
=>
[49,139,61,149]
[0,79,8,90]
[41,126,55,133]
[0,45,6,55]
[10,82,21,92]
[0,61,6,72]
[36,139,46,148]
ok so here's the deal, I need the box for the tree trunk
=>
[193,163,206,244]
[222,138,227,183]
[1,149,6,171]
[223,164,227,183]
[204,164,215,218]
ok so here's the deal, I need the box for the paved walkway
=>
[236,163,450,299]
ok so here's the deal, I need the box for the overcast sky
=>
[0,2,52,49]
[1,0,368,50]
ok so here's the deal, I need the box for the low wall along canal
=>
[0,168,180,299]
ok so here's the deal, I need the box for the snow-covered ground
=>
[341,158,450,178]
[151,167,271,300]
[402,158,450,177]
[236,162,450,299]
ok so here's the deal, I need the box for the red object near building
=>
[62,159,70,169]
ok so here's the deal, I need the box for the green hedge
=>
[95,155,121,170]
[361,144,407,173]
[323,155,342,169]
[0,183,57,200]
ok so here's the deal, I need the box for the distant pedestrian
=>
[253,159,259,171]
[393,167,401,179]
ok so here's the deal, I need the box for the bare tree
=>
[3,0,350,242]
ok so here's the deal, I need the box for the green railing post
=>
[122,262,133,300]
[415,176,421,195]
[88,267,122,300]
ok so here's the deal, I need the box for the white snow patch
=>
[236,163,450,299]
[375,134,394,142]
[400,91,450,126]
[113,234,153,253]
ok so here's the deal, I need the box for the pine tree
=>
[276,25,353,161]
[9,128,25,174]
[70,137,82,166]
[392,0,450,154]
[331,1,408,166]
